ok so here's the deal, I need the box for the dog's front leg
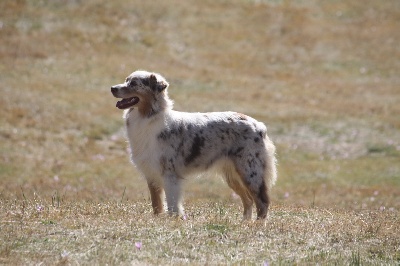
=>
[147,181,165,214]
[163,174,184,216]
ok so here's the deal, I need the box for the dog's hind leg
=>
[233,160,270,220]
[223,163,254,220]
[252,180,270,219]
[163,174,184,216]
[147,181,165,214]
[239,176,269,220]
[241,170,270,220]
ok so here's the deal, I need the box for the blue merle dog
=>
[111,70,277,220]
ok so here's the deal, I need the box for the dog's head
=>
[111,70,170,116]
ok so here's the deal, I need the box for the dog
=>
[111,70,277,220]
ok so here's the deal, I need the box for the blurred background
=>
[1,0,399,211]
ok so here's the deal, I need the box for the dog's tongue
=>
[116,97,139,109]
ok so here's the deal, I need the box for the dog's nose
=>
[111,86,118,94]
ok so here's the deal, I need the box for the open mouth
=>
[116,97,139,109]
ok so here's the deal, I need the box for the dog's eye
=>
[130,80,137,87]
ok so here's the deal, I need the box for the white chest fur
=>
[123,109,166,178]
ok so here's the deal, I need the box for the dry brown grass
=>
[1,0,399,264]
[2,199,399,265]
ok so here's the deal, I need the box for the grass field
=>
[1,0,400,264]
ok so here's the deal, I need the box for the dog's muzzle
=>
[111,85,140,109]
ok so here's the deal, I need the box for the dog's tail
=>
[263,136,277,191]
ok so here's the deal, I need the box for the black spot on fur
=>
[130,80,137,87]
[185,135,205,165]
[141,78,150,86]
[228,147,244,157]
[170,128,178,136]
[178,125,184,134]
[167,158,175,172]
[158,131,169,140]
[235,147,244,155]
[141,78,149,86]
[254,137,260,143]
[147,108,158,118]
[258,181,269,204]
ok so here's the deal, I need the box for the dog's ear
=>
[149,74,169,92]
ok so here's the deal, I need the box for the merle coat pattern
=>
[111,70,277,220]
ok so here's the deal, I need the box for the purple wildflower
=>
[135,242,142,250]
